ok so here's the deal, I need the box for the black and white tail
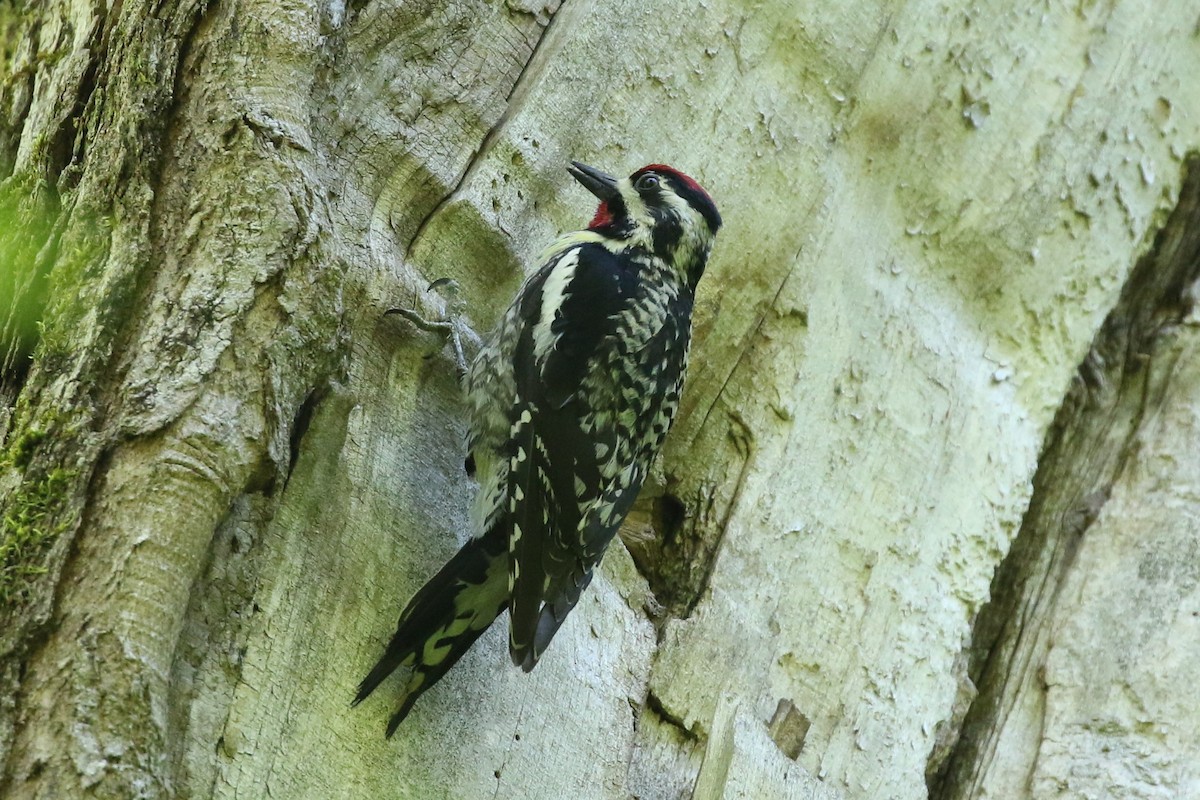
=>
[353,525,509,736]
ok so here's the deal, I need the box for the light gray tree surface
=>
[2,1,1199,798]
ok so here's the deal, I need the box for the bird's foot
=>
[385,278,480,383]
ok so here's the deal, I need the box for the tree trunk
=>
[2,1,1199,798]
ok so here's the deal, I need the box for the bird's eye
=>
[634,174,660,192]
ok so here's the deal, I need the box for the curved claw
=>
[426,277,460,293]
[383,307,471,384]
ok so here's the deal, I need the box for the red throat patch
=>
[588,200,614,229]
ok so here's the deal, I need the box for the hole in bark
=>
[621,481,726,621]
[284,384,329,487]
[658,493,687,546]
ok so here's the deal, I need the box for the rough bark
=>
[1,1,1199,799]
[931,156,1200,800]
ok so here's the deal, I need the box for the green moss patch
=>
[0,468,74,605]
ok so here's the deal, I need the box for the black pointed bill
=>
[568,161,620,203]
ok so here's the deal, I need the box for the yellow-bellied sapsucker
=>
[355,162,721,735]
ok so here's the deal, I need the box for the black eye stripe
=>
[664,178,722,233]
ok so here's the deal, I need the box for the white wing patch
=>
[532,249,580,364]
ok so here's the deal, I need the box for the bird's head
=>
[567,161,721,286]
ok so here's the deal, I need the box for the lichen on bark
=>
[3,1,1200,799]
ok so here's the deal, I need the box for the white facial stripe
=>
[619,177,652,226]
[659,188,692,217]
[532,248,580,362]
[660,185,713,264]
[618,177,657,250]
